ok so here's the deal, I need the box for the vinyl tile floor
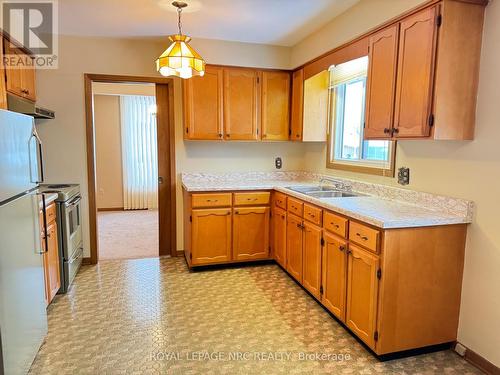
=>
[29,257,482,375]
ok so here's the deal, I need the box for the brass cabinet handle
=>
[206,199,219,202]
[356,233,369,241]
[218,133,223,138]
[383,128,391,134]
[339,245,345,252]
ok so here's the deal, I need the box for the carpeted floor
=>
[97,210,158,260]
[29,257,482,375]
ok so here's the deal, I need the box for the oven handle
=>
[65,195,82,207]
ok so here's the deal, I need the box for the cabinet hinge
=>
[377,268,382,280]
[320,237,325,247]
[256,128,259,135]
[428,114,435,127]
[186,127,189,134]
[189,253,192,260]
[319,285,324,295]
[257,76,260,84]
[437,14,442,27]
[289,128,292,136]
[270,211,272,218]
[189,215,192,222]
[363,122,366,129]
[374,331,379,342]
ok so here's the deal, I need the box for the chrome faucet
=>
[319,177,352,192]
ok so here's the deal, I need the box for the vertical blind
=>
[120,95,158,210]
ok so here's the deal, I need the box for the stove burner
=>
[47,184,71,189]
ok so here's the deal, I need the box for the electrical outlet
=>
[275,157,282,169]
[398,167,410,185]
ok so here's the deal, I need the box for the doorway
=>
[84,74,176,264]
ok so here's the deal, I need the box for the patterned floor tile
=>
[29,257,482,375]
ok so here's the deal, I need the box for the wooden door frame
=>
[84,73,177,264]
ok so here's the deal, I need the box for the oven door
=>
[62,195,82,260]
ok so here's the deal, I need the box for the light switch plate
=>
[398,167,410,185]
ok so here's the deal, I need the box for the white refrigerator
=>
[0,109,48,375]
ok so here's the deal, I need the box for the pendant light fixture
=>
[156,1,205,79]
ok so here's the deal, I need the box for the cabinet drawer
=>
[287,197,304,217]
[324,212,348,238]
[46,203,57,224]
[303,204,322,226]
[234,192,270,206]
[192,193,232,208]
[349,221,380,253]
[274,192,287,209]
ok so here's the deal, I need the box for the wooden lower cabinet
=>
[191,208,232,265]
[346,244,380,349]
[302,221,322,299]
[286,214,303,283]
[233,207,270,260]
[273,207,287,268]
[43,221,60,305]
[321,232,347,321]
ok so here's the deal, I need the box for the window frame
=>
[326,62,396,177]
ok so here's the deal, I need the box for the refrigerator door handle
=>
[29,125,44,184]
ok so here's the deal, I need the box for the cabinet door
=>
[286,214,303,283]
[273,207,287,268]
[290,69,304,141]
[394,6,439,138]
[346,244,380,349]
[233,207,270,260]
[302,221,322,299]
[302,70,329,142]
[44,221,61,304]
[4,43,25,98]
[322,232,347,321]
[365,25,399,139]
[223,68,259,140]
[184,66,223,140]
[191,208,232,265]
[261,71,290,141]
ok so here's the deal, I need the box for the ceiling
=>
[58,0,360,47]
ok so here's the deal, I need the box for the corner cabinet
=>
[364,1,487,140]
[184,190,271,267]
[183,66,291,141]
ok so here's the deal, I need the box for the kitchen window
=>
[327,56,395,176]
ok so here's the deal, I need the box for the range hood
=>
[7,94,55,119]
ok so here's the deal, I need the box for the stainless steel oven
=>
[39,184,83,293]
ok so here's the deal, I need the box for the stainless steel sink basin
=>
[286,185,363,198]
[306,191,359,198]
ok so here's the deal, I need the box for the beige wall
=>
[94,95,123,209]
[295,0,500,366]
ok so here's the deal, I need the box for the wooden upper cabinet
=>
[233,207,270,261]
[273,207,287,268]
[346,244,380,349]
[302,221,322,299]
[290,69,304,141]
[286,213,303,283]
[0,37,7,109]
[394,6,438,138]
[365,25,399,139]
[191,208,232,265]
[184,66,223,140]
[322,232,347,321]
[223,68,260,140]
[3,40,36,102]
[261,71,290,141]
[302,70,329,142]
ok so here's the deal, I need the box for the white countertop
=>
[182,174,472,229]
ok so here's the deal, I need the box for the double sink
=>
[286,185,363,199]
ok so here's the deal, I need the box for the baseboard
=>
[97,207,124,212]
[82,257,92,265]
[175,250,184,257]
[455,343,500,375]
